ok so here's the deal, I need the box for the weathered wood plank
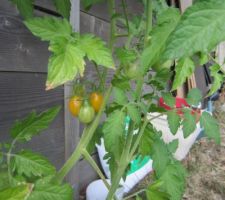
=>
[0,72,64,169]
[0,1,50,73]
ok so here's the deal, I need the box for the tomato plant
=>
[2,0,225,199]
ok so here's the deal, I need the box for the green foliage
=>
[200,112,221,144]
[146,181,170,200]
[0,184,31,200]
[159,161,187,200]
[25,17,72,42]
[10,0,33,19]
[11,150,56,178]
[208,64,224,96]
[172,57,195,91]
[52,0,71,19]
[127,104,141,125]
[167,110,181,135]
[79,34,114,68]
[115,48,137,65]
[10,106,60,142]
[182,110,196,138]
[186,88,202,106]
[161,92,175,107]
[113,87,128,105]
[28,182,73,200]
[141,8,180,72]
[163,0,225,60]
[103,110,125,160]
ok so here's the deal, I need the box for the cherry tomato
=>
[90,92,103,112]
[78,101,95,124]
[68,96,83,117]
[124,63,140,79]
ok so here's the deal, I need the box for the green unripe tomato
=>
[78,101,95,124]
[124,63,140,79]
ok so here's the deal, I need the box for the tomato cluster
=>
[68,92,103,124]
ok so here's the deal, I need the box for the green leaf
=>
[127,104,141,124]
[152,136,171,177]
[163,0,225,60]
[115,48,137,65]
[28,182,73,200]
[0,170,10,191]
[24,17,72,41]
[159,162,187,200]
[79,34,114,68]
[162,93,175,107]
[200,112,221,144]
[10,106,60,141]
[81,0,105,10]
[0,184,31,200]
[182,110,196,138]
[208,64,224,96]
[167,110,181,135]
[52,0,71,19]
[172,57,195,91]
[113,87,128,105]
[186,88,202,106]
[167,139,178,154]
[11,0,33,19]
[103,110,125,160]
[141,8,180,72]
[47,39,85,89]
[12,150,56,178]
[146,181,170,200]
[112,75,130,90]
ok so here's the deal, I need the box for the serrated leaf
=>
[79,34,114,68]
[0,184,31,200]
[208,64,224,96]
[127,104,141,124]
[162,93,175,107]
[167,139,178,154]
[28,182,73,200]
[10,106,60,141]
[186,88,202,106]
[113,87,128,105]
[146,181,170,200]
[167,111,181,135]
[12,150,56,178]
[182,110,196,138]
[11,0,33,19]
[52,0,71,19]
[46,40,85,89]
[112,75,130,90]
[115,48,136,65]
[103,110,125,160]
[141,8,180,72]
[24,17,72,41]
[172,57,195,91]
[200,112,220,144]
[159,162,187,200]
[163,0,225,60]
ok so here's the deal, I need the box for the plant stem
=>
[94,62,105,91]
[123,189,146,200]
[144,0,153,47]
[55,86,112,182]
[121,0,129,35]
[82,149,110,190]
[106,124,134,200]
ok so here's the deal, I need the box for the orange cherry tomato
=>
[90,92,103,112]
[68,96,83,117]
